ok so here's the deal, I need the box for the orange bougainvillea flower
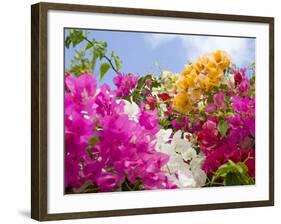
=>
[173,50,231,114]
[182,64,194,76]
[173,91,192,114]
[212,49,231,70]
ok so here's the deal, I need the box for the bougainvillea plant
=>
[64,29,255,193]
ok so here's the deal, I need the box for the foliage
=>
[65,29,122,78]
[211,160,254,186]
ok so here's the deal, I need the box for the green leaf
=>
[219,83,229,90]
[212,86,219,93]
[250,72,255,85]
[68,29,85,48]
[151,77,161,88]
[159,119,171,129]
[65,36,71,48]
[248,62,255,69]
[236,162,247,174]
[128,89,142,104]
[90,52,98,71]
[93,41,107,59]
[212,161,235,181]
[218,121,228,137]
[121,178,143,191]
[224,172,241,186]
[69,49,91,76]
[111,51,122,71]
[212,160,254,186]
[100,63,110,80]
[137,74,153,89]
[85,41,94,50]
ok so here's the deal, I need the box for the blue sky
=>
[65,29,255,88]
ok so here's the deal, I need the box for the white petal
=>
[157,143,175,156]
[181,148,197,161]
[177,169,196,188]
[159,103,167,112]
[156,129,172,143]
[123,100,140,121]
[190,155,205,171]
[172,130,182,142]
[168,157,189,173]
[193,168,207,187]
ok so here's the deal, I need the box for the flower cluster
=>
[173,50,231,114]
[156,129,206,188]
[113,72,138,97]
[65,74,175,193]
[65,49,255,193]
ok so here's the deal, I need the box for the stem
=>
[84,37,118,74]
[166,165,172,176]
[243,151,254,163]
[124,180,134,191]
[104,55,118,74]
[132,179,141,191]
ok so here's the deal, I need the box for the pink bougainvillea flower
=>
[171,119,182,130]
[213,92,227,110]
[202,142,240,174]
[96,173,124,192]
[145,78,153,87]
[231,96,255,115]
[238,78,250,94]
[203,144,255,177]
[113,72,138,97]
[65,73,97,102]
[205,103,217,113]
[233,68,251,95]
[197,119,220,154]
[145,95,157,110]
[234,72,243,86]
[94,84,125,119]
[171,117,189,132]
[241,147,255,177]
[199,90,255,176]
[64,73,176,192]
[97,111,172,190]
[139,105,160,135]
[65,154,84,189]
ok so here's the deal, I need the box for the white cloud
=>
[144,34,255,67]
[144,33,178,48]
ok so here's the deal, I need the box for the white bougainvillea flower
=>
[192,167,207,187]
[176,169,197,188]
[171,131,191,152]
[159,103,168,112]
[123,100,140,122]
[189,154,206,187]
[156,129,172,144]
[172,130,197,161]
[156,129,207,188]
[190,153,205,170]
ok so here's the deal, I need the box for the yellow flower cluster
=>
[173,50,231,114]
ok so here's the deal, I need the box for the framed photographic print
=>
[31,2,274,221]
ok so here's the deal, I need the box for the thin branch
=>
[103,55,118,74]
[84,37,118,74]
